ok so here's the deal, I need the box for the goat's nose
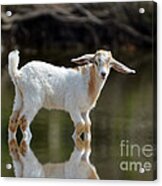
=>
[101,72,106,78]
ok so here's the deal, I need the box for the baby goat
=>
[8,49,135,138]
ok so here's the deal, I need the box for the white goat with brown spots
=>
[8,49,135,138]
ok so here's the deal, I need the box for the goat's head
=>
[71,49,136,80]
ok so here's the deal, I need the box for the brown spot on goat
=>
[88,64,98,105]
[8,111,19,133]
[19,115,28,132]
[8,139,20,160]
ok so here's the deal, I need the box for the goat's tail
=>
[8,50,20,83]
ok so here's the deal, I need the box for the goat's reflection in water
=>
[8,130,99,179]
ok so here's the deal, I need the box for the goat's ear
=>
[71,54,95,64]
[110,58,136,74]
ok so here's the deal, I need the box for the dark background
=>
[1,2,155,68]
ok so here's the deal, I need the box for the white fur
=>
[8,49,135,136]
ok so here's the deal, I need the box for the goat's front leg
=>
[70,111,85,138]
[82,111,91,140]
[80,111,92,162]
[81,138,91,163]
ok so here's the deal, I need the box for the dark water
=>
[1,50,155,180]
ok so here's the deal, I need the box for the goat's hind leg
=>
[8,87,24,177]
[18,115,31,154]
[8,87,23,137]
[18,98,41,144]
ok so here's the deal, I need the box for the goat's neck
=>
[88,64,106,106]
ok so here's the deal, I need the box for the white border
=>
[1,0,161,186]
